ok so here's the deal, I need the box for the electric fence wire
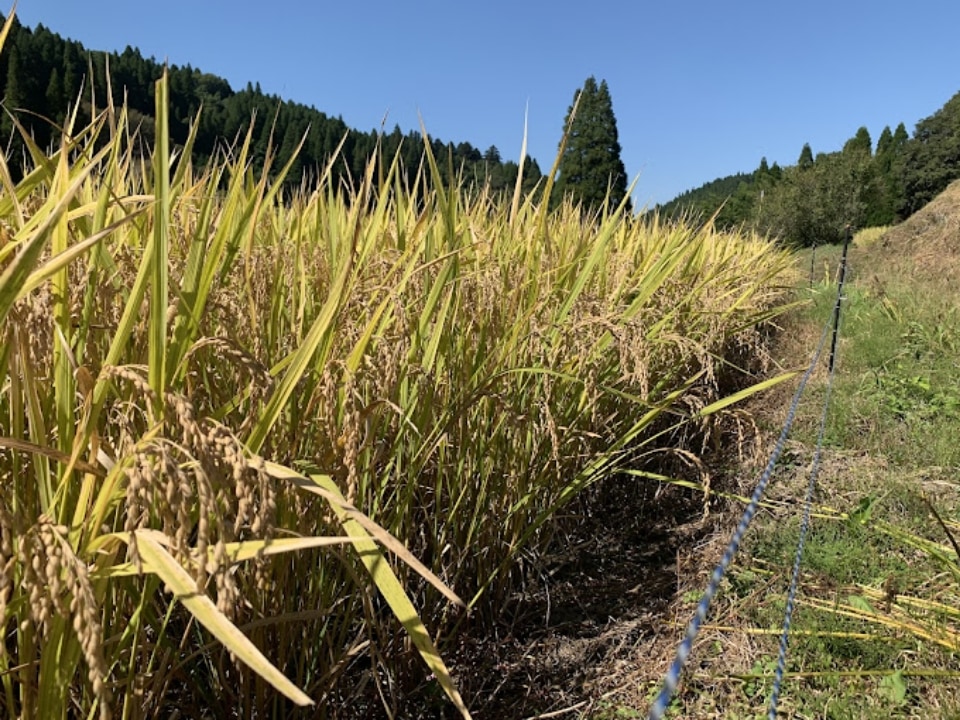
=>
[768,237,850,717]
[767,340,838,717]
[645,316,833,720]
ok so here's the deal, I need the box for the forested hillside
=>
[5,11,957,242]
[0,13,543,193]
[658,92,960,246]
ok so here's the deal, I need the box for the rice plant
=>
[0,15,797,717]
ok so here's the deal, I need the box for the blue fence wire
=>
[647,238,851,719]
[767,349,838,717]
[645,320,831,720]
[769,232,850,717]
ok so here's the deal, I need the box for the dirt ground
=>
[441,430,776,718]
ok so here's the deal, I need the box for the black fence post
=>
[827,225,852,373]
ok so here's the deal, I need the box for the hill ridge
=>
[0,11,543,193]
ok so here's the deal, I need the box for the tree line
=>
[0,14,643,217]
[8,10,959,240]
[658,90,960,245]
[0,13,544,197]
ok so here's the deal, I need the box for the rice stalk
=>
[0,13,797,714]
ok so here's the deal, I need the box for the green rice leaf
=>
[149,71,171,409]
[132,531,314,707]
[309,474,472,719]
[698,371,799,416]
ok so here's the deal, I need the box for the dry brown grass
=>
[877,178,960,282]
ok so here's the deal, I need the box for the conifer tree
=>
[892,122,909,149]
[875,125,894,160]
[553,76,631,213]
[798,143,814,170]
[843,126,872,155]
[45,67,63,122]
[2,43,23,112]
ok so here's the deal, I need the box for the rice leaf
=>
[149,71,170,409]
[309,475,472,719]
[698,371,799,416]
[0,140,114,327]
[132,531,314,707]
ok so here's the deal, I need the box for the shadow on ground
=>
[444,478,731,719]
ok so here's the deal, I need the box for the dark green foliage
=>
[657,156,778,231]
[660,136,896,246]
[553,76,631,214]
[0,12,540,196]
[892,123,909,147]
[875,125,893,158]
[898,91,960,216]
[843,126,873,156]
[882,123,909,220]
[763,152,867,246]
[656,171,753,225]
[1,42,20,116]
[44,67,63,122]
[838,127,896,228]
[660,83,960,245]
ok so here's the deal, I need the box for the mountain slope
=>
[877,177,960,280]
[0,13,542,193]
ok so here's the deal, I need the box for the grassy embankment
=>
[631,208,960,718]
[0,43,797,720]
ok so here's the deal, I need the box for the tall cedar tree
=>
[554,77,631,214]
[843,126,872,155]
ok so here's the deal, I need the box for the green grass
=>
[719,242,960,718]
[619,239,960,719]
[798,265,960,467]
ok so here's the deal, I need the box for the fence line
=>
[768,229,850,717]
[767,350,838,716]
[647,233,851,720]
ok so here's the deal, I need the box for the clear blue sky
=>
[12,0,960,206]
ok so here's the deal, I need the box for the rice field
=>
[0,44,798,720]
